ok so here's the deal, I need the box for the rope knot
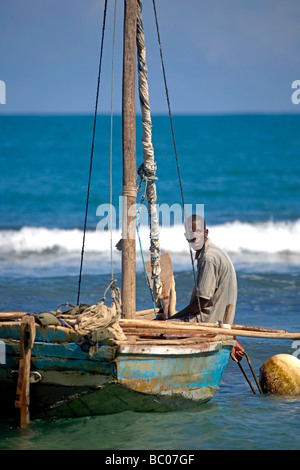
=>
[137,162,157,182]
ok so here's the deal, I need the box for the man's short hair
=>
[185,214,206,233]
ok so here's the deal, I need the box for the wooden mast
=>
[122,0,137,319]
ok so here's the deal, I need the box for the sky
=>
[1,0,300,115]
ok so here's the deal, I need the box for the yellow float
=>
[259,354,300,395]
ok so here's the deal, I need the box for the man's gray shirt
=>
[190,238,237,324]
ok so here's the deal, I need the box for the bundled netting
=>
[58,285,126,355]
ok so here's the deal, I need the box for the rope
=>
[109,0,118,280]
[136,179,158,318]
[151,0,184,211]
[136,0,162,304]
[77,0,108,306]
[136,214,158,319]
[102,276,118,302]
[100,0,119,308]
[151,0,202,321]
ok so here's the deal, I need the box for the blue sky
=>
[1,0,300,114]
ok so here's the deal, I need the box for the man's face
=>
[185,220,206,251]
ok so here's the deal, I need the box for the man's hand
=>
[231,341,244,363]
[168,299,200,320]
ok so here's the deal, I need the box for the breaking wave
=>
[1,219,300,254]
[0,219,299,276]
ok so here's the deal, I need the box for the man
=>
[169,214,244,362]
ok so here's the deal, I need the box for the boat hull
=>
[0,322,234,420]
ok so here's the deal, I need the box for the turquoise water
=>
[0,114,300,450]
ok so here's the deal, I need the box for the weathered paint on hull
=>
[0,322,234,420]
[36,344,232,419]
[117,342,232,397]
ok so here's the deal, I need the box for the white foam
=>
[1,220,300,256]
[0,226,121,254]
[0,220,299,276]
[209,219,300,254]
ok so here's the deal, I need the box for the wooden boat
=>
[0,315,236,420]
[1,311,299,424]
[0,0,238,425]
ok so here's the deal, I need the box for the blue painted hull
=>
[0,322,234,420]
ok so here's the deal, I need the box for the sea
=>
[0,114,300,451]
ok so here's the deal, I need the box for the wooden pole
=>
[122,0,137,319]
[1,312,298,340]
[14,315,36,428]
[119,318,300,340]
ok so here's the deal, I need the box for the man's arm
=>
[170,303,244,362]
[168,297,210,320]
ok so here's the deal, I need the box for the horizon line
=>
[1,111,300,117]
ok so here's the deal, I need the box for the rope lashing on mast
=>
[136,0,163,304]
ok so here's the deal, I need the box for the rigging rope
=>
[136,0,163,304]
[151,0,202,321]
[77,0,108,306]
[109,0,118,280]
[136,178,158,318]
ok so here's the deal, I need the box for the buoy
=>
[259,354,300,395]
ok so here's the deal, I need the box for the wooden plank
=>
[0,321,81,343]
[122,327,215,338]
[120,319,300,340]
[119,335,233,345]
[169,278,176,316]
[0,312,295,339]
[0,312,27,320]
[145,253,173,296]
[14,316,36,428]
[223,304,233,324]
[145,253,175,319]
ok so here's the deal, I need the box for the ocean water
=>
[0,114,300,450]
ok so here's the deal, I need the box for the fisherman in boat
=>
[169,214,244,362]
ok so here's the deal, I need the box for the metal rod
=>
[244,351,263,394]
[237,361,257,395]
